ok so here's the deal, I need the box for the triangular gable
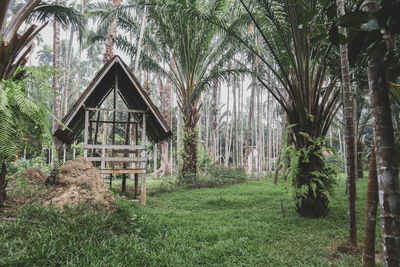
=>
[54,56,172,144]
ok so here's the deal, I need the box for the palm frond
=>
[27,3,86,39]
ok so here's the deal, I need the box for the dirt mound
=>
[25,168,46,184]
[46,158,115,209]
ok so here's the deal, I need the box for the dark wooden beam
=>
[92,110,101,157]
[122,112,131,194]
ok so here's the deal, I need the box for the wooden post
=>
[109,72,118,190]
[122,112,131,194]
[141,112,147,205]
[84,109,89,157]
[92,110,101,157]
[89,121,93,156]
[154,143,157,174]
[134,123,139,199]
[112,73,118,148]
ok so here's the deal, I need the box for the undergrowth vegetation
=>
[0,201,149,266]
[0,174,383,266]
[6,157,51,198]
[280,129,338,218]
[147,165,247,196]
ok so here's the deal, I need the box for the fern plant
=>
[281,126,337,218]
[0,67,54,206]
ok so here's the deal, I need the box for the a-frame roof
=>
[54,56,172,144]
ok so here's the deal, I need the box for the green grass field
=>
[0,174,383,266]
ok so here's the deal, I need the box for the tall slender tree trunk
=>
[77,0,85,97]
[336,0,358,248]
[134,4,147,74]
[104,0,120,63]
[217,83,221,162]
[224,77,230,167]
[177,106,182,168]
[199,96,203,145]
[266,91,271,172]
[62,0,77,117]
[245,72,256,170]
[170,88,174,172]
[52,0,61,168]
[240,75,244,168]
[153,144,157,174]
[158,76,171,175]
[212,82,219,163]
[268,100,273,172]
[262,102,266,171]
[257,81,262,176]
[205,92,210,157]
[363,143,378,267]
[233,76,237,168]
[228,117,233,163]
[0,161,7,206]
[363,1,400,265]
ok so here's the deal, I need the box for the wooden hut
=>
[54,56,172,205]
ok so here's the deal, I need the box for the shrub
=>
[6,156,51,197]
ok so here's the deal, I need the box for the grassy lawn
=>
[0,174,383,266]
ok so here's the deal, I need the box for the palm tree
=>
[92,0,241,180]
[145,1,241,179]
[0,0,84,206]
[52,0,61,150]
[362,142,378,266]
[0,0,83,81]
[104,0,120,62]
[37,44,53,65]
[205,0,341,217]
[361,0,400,264]
[336,0,358,248]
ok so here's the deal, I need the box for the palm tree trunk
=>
[177,106,181,168]
[268,97,273,172]
[217,82,221,162]
[0,160,7,206]
[336,0,358,248]
[240,75,244,168]
[134,4,147,73]
[205,92,210,156]
[157,76,172,175]
[362,143,378,266]
[363,1,400,265]
[181,121,197,180]
[262,107,266,171]
[212,82,219,163]
[104,0,120,63]
[224,78,230,167]
[257,82,262,176]
[228,112,233,166]
[245,72,256,170]
[62,0,78,117]
[170,88,174,172]
[233,76,237,168]
[153,143,157,174]
[52,1,61,168]
[77,0,85,97]
[274,155,281,185]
